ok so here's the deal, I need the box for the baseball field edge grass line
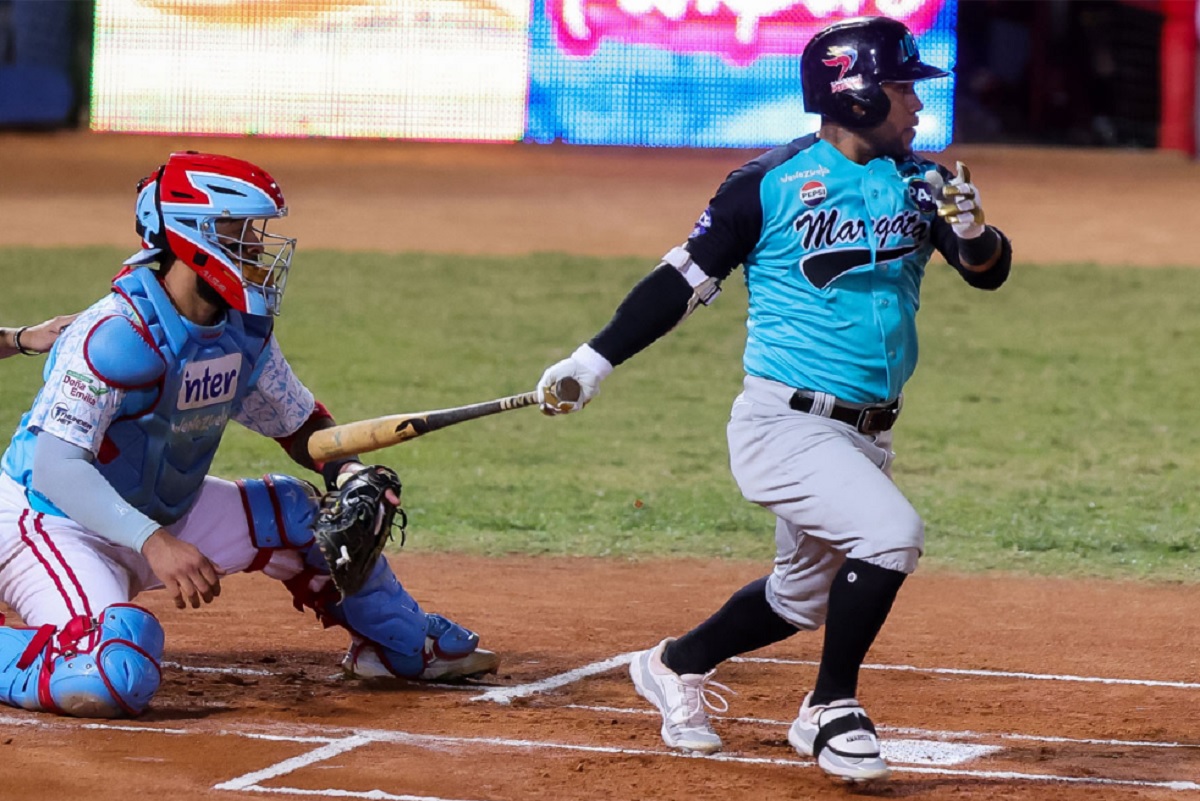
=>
[1,247,1197,582]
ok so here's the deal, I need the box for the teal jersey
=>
[685,135,1003,404]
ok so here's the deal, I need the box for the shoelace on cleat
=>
[675,670,734,725]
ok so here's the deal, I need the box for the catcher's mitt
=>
[314,465,407,597]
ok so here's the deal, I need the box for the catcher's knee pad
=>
[0,604,164,718]
[238,474,321,551]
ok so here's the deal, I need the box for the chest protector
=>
[97,269,272,524]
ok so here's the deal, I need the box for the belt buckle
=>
[857,406,898,434]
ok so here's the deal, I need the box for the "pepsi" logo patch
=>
[801,181,827,208]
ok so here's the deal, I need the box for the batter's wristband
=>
[13,327,38,356]
[959,227,1000,266]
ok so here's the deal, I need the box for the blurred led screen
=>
[92,0,956,150]
[530,0,957,149]
[91,0,531,140]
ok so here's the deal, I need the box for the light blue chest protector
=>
[17,269,273,525]
[97,268,273,524]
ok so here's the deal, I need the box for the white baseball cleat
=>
[787,691,891,783]
[629,638,729,755]
[342,639,501,682]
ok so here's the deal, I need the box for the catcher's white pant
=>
[0,474,302,626]
[727,375,925,631]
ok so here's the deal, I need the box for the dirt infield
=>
[0,133,1198,799]
[3,556,1198,800]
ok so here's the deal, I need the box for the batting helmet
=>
[801,16,948,130]
[124,151,296,316]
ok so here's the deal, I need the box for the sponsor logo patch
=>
[800,181,827,208]
[61,370,109,407]
[172,410,230,435]
[780,166,830,183]
[178,353,241,411]
[690,207,713,238]
[908,179,937,213]
[50,403,94,434]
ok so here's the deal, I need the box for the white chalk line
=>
[227,789,480,801]
[160,653,1200,699]
[163,661,276,677]
[470,651,634,704]
[215,735,376,790]
[113,720,1200,793]
[472,651,1200,708]
[735,656,1200,689]
[566,703,1200,751]
[1,714,1196,793]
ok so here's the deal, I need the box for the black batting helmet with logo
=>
[801,16,948,130]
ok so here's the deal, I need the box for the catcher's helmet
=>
[125,151,296,316]
[801,16,948,130]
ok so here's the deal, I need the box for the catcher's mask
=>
[125,151,296,317]
[801,16,948,130]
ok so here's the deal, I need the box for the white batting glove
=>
[924,161,986,239]
[536,344,612,415]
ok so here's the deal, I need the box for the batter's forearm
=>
[958,227,1001,271]
[589,265,696,366]
[958,227,1012,289]
[933,218,1012,290]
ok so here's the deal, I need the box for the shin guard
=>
[0,604,164,718]
[294,554,481,679]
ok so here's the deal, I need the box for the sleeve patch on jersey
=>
[84,315,167,390]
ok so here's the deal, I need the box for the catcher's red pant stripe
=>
[18,510,88,621]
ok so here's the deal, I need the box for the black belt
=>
[788,391,901,434]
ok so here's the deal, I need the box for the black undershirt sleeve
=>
[588,265,694,367]
[587,152,774,367]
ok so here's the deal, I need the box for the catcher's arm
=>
[274,400,365,490]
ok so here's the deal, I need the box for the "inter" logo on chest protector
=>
[178,353,241,410]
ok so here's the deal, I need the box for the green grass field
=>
[2,247,1198,582]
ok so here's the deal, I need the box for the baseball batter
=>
[0,152,498,719]
[536,17,1012,783]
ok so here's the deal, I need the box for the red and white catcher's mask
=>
[125,151,296,316]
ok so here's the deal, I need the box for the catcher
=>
[0,152,498,719]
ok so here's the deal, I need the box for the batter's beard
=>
[866,132,913,160]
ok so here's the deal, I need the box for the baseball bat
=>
[308,377,581,462]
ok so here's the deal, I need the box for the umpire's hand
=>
[142,529,224,609]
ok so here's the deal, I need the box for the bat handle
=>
[538,375,583,414]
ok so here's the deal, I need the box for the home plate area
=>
[3,647,1197,801]
[2,560,1198,801]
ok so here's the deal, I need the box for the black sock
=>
[662,576,798,675]
[810,558,907,706]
